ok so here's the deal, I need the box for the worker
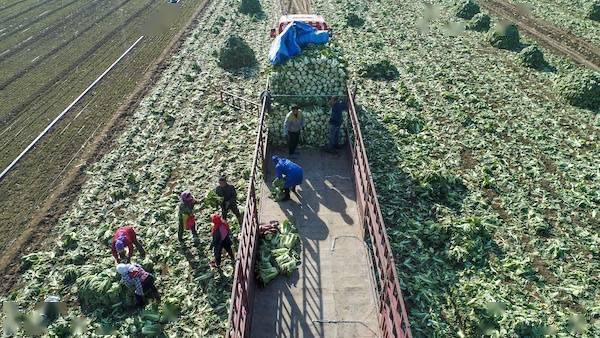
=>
[325,97,347,153]
[178,191,198,241]
[272,155,303,200]
[111,226,146,264]
[283,105,305,157]
[215,176,243,225]
[209,213,235,270]
[116,263,159,307]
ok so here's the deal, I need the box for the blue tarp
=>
[268,21,329,65]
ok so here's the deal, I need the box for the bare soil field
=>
[0,0,207,267]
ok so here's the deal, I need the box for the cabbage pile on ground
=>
[555,69,600,110]
[466,13,490,32]
[488,23,521,50]
[218,35,257,70]
[455,0,480,19]
[269,45,347,105]
[517,45,549,70]
[586,1,600,21]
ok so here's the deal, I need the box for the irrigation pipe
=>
[0,35,144,182]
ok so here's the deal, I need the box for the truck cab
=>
[270,14,330,38]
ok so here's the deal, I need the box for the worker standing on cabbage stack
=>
[116,263,160,307]
[283,105,305,157]
[178,191,198,241]
[326,97,347,153]
[111,226,146,264]
[215,176,243,225]
[272,155,303,201]
[209,213,235,271]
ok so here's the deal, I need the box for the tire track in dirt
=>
[0,0,28,14]
[0,0,82,42]
[0,0,135,92]
[482,0,600,71]
[0,0,52,24]
[0,0,213,297]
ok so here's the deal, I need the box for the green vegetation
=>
[456,0,480,19]
[467,12,491,32]
[346,13,365,27]
[555,69,600,110]
[257,220,300,285]
[359,60,399,80]
[314,0,599,336]
[588,1,600,21]
[218,35,257,70]
[488,23,520,50]
[518,45,549,70]
[239,0,262,15]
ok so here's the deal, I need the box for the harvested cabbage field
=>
[1,0,599,337]
[313,0,599,336]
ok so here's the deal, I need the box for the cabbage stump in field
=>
[218,36,257,70]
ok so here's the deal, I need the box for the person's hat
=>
[115,236,126,252]
[218,176,226,182]
[291,105,299,110]
[180,190,195,204]
[272,155,280,164]
[116,264,128,275]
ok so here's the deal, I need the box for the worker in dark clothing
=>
[111,226,146,264]
[283,105,305,157]
[209,213,235,270]
[116,263,160,307]
[178,191,198,241]
[326,97,346,153]
[272,156,304,201]
[215,176,243,225]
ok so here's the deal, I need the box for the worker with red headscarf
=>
[111,226,146,264]
[178,190,198,241]
[209,213,235,270]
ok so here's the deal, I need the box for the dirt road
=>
[482,0,600,71]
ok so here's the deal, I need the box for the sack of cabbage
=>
[257,220,301,285]
[269,45,347,105]
[267,104,347,148]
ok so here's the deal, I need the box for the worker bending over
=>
[272,156,304,201]
[178,191,199,241]
[215,176,242,225]
[116,263,159,307]
[283,105,305,157]
[111,226,146,264]
[210,213,235,271]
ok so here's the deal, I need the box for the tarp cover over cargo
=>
[268,21,330,65]
[268,21,347,105]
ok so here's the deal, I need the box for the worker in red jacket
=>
[111,226,146,264]
[210,213,235,270]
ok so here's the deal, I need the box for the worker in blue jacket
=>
[272,156,303,200]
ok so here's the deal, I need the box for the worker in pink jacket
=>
[111,226,146,264]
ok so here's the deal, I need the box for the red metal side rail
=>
[346,88,412,338]
[226,93,269,338]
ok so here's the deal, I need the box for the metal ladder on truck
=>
[222,86,412,338]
